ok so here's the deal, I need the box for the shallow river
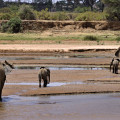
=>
[0,93,120,120]
[0,54,117,120]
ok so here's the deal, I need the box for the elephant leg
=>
[115,66,118,74]
[112,68,114,73]
[47,75,50,84]
[39,74,41,88]
[0,89,2,102]
[113,66,115,73]
[43,78,47,87]
[0,76,6,102]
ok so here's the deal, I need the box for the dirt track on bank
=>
[0,44,119,53]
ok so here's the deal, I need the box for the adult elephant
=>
[0,60,14,101]
[38,67,50,88]
[110,58,120,74]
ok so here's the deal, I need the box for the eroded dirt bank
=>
[1,20,120,31]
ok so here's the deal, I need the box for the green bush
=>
[38,8,51,20]
[51,12,70,20]
[7,17,22,33]
[75,11,107,21]
[1,23,8,32]
[18,5,36,20]
[74,6,90,13]
[103,0,120,21]
[0,7,12,13]
[0,13,11,20]
[84,35,98,41]
[1,17,22,33]
[116,36,120,43]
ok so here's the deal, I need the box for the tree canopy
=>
[102,0,120,20]
[0,0,4,8]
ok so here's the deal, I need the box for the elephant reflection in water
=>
[38,67,50,88]
[0,60,14,101]
[110,58,120,74]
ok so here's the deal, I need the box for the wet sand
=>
[1,50,120,97]
[2,68,120,96]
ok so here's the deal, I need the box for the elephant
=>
[115,47,120,57]
[110,58,120,74]
[38,67,50,88]
[0,60,14,101]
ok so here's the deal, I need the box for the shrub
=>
[7,17,22,33]
[0,13,11,20]
[18,5,36,20]
[0,7,11,13]
[51,12,70,20]
[1,23,8,32]
[38,8,51,20]
[84,35,98,41]
[74,6,90,13]
[116,36,120,43]
[1,17,22,33]
[75,11,107,21]
[103,0,120,21]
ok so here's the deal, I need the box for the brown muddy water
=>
[1,93,120,120]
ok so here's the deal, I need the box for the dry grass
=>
[0,29,120,45]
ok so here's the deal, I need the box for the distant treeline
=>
[0,0,104,12]
[0,0,119,21]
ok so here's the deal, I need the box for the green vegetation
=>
[0,31,119,44]
[102,0,120,21]
[84,35,98,41]
[0,5,107,21]
[116,36,120,43]
[0,0,119,21]
[75,11,106,21]
[1,17,22,33]
[18,5,36,20]
[74,6,91,13]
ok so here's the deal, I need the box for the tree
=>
[0,0,4,8]
[102,0,120,20]
[96,0,104,12]
[46,0,52,11]
[18,5,36,20]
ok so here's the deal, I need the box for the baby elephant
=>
[110,58,120,74]
[38,67,50,87]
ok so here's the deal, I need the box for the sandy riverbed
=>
[0,44,119,96]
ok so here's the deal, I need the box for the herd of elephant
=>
[0,62,50,101]
[0,47,120,101]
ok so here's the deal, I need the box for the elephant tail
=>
[110,58,114,72]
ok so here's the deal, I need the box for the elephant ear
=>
[5,60,14,69]
[115,47,120,57]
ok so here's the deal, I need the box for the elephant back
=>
[39,68,47,78]
[113,59,119,65]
